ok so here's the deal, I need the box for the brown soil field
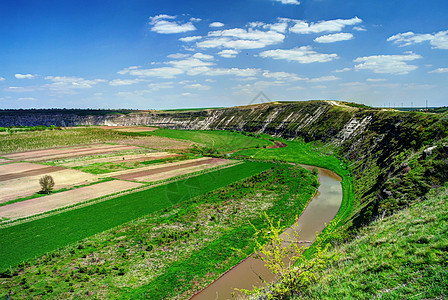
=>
[61,152,179,167]
[96,126,158,132]
[2,144,140,162]
[0,180,143,220]
[113,158,231,181]
[0,162,50,175]
[133,160,234,182]
[114,136,192,150]
[0,166,66,182]
[0,169,99,204]
[0,158,12,164]
[102,157,211,178]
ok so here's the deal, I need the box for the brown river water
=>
[190,165,343,300]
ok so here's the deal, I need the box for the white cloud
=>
[147,82,174,91]
[273,0,300,5]
[118,66,185,78]
[4,86,35,92]
[167,53,190,59]
[366,78,386,82]
[250,20,289,33]
[179,36,202,42]
[109,79,145,86]
[333,67,352,73]
[17,97,36,101]
[187,67,260,77]
[184,83,211,90]
[353,26,366,32]
[44,76,106,90]
[167,58,214,70]
[210,22,225,28]
[314,32,354,43]
[259,46,338,63]
[429,67,448,74]
[387,31,448,49]
[192,53,214,61]
[308,75,340,82]
[197,28,285,49]
[181,92,194,96]
[0,77,5,81]
[218,49,239,58]
[149,15,196,34]
[15,73,37,79]
[290,17,362,34]
[354,52,422,75]
[262,71,306,81]
[312,85,327,89]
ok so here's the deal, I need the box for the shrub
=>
[39,175,55,194]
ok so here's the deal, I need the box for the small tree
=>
[39,175,55,194]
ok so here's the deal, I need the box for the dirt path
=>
[0,180,143,220]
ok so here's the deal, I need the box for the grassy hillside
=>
[260,185,448,299]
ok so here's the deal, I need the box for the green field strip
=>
[0,161,273,270]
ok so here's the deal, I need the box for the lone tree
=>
[39,175,55,194]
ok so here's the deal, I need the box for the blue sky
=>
[1,0,447,109]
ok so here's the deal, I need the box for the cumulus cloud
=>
[429,67,448,73]
[167,53,190,59]
[149,15,196,34]
[307,75,340,82]
[250,20,289,33]
[262,71,307,81]
[184,83,211,90]
[314,32,354,43]
[366,78,386,82]
[218,49,239,58]
[259,46,338,63]
[354,52,422,75]
[197,28,285,49]
[109,79,145,86]
[15,73,37,79]
[273,0,300,5]
[17,97,36,101]
[167,58,215,70]
[210,22,225,28]
[179,36,202,42]
[192,53,214,61]
[333,67,352,73]
[118,66,185,78]
[0,77,5,81]
[147,82,175,91]
[290,17,362,34]
[44,76,106,89]
[388,31,448,49]
[187,67,260,77]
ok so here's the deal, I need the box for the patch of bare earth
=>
[112,157,233,182]
[113,136,192,150]
[0,180,143,220]
[2,144,140,162]
[0,169,99,204]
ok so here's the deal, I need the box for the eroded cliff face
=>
[1,101,447,227]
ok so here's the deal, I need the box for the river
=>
[190,165,343,300]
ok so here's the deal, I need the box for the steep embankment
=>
[1,101,447,229]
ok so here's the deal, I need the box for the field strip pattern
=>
[0,165,66,182]
[2,144,140,161]
[0,169,99,204]
[102,157,212,178]
[0,180,143,220]
[0,161,274,269]
[112,158,231,181]
[62,152,178,167]
[132,159,233,182]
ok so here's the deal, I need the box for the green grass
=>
[0,164,317,299]
[290,186,448,299]
[149,129,273,152]
[0,161,273,270]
